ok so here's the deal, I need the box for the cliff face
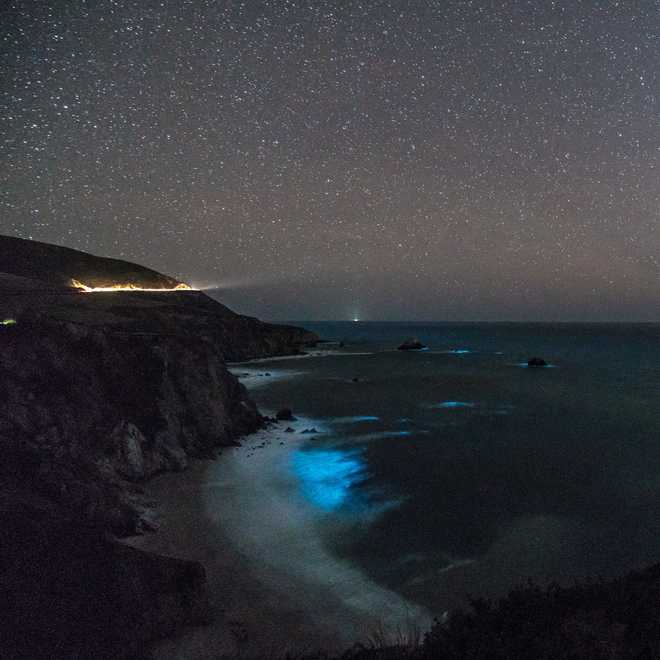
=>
[0,236,318,658]
[1,318,261,534]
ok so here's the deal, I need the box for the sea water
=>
[241,322,660,616]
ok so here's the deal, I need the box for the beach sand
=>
[126,372,430,659]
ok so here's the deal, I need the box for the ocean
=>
[236,321,660,617]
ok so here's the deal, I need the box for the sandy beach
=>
[126,370,431,660]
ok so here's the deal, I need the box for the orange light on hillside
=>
[70,278,194,292]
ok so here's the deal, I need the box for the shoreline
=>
[126,368,431,659]
[127,415,350,659]
[227,347,375,366]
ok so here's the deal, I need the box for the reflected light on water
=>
[331,415,380,423]
[432,401,476,409]
[292,448,366,512]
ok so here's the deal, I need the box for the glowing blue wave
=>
[331,415,380,423]
[291,448,367,512]
[431,401,476,409]
[351,430,413,442]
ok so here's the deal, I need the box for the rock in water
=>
[527,357,548,367]
[398,337,427,351]
[276,408,296,421]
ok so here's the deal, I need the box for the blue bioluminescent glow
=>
[291,448,366,512]
[432,401,476,409]
[331,415,380,423]
[353,430,413,442]
[451,348,471,354]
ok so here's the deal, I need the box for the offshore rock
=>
[398,337,427,351]
[527,356,548,367]
[276,408,296,421]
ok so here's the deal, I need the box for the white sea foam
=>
[348,430,414,442]
[429,401,477,409]
[228,349,375,366]
[404,558,476,587]
[228,367,304,390]
[330,415,381,423]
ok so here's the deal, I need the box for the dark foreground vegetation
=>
[323,564,660,660]
[220,564,660,660]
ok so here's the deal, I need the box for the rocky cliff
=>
[0,236,318,659]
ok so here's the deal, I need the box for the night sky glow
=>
[1,1,658,320]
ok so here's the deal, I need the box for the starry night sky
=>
[1,1,658,321]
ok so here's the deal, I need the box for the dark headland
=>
[0,235,317,659]
[3,236,660,660]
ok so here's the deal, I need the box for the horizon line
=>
[275,319,660,325]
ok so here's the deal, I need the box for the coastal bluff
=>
[0,235,317,659]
